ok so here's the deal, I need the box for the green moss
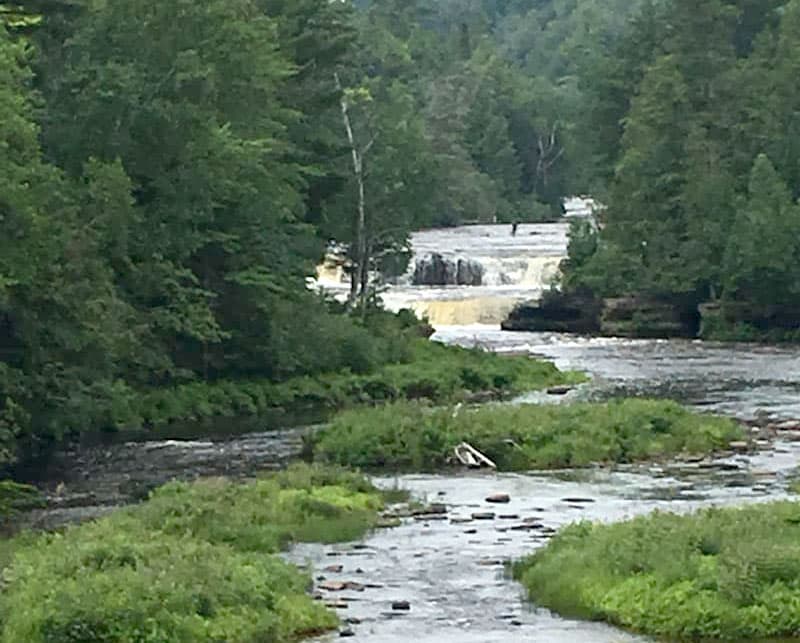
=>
[312,398,743,471]
[513,502,800,640]
[0,464,394,643]
[131,340,585,429]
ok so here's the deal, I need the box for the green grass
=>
[131,340,585,429]
[312,398,743,471]
[0,464,396,643]
[513,502,800,640]
[0,481,43,525]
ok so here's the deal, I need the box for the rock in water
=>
[392,600,411,611]
[486,493,511,504]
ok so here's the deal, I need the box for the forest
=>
[2,0,800,466]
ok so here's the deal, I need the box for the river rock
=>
[325,601,349,609]
[472,512,496,520]
[320,581,347,592]
[340,628,356,638]
[546,385,573,396]
[774,420,800,431]
[561,497,595,504]
[486,493,511,504]
[325,564,344,573]
[729,441,750,452]
[392,600,411,611]
[412,503,447,516]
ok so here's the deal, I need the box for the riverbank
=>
[512,501,800,640]
[132,339,585,429]
[0,465,399,642]
[503,292,800,343]
[2,337,583,481]
[311,399,745,472]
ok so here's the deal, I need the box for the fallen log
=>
[454,442,496,469]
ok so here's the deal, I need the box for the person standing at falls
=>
[511,221,518,236]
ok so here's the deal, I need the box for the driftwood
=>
[453,442,496,469]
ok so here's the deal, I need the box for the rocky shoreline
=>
[503,292,800,341]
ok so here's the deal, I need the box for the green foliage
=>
[513,501,800,639]
[0,481,42,524]
[130,339,580,428]
[313,398,741,471]
[0,464,389,642]
[561,0,800,328]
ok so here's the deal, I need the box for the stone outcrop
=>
[601,296,699,339]
[501,290,602,334]
[502,292,699,338]
[412,253,484,286]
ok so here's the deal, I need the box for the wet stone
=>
[320,581,347,592]
[463,528,478,534]
[499,514,520,520]
[561,497,595,504]
[486,493,511,504]
[412,503,447,516]
[392,600,411,611]
[472,512,496,520]
[325,601,349,609]
[340,628,355,637]
[325,564,344,573]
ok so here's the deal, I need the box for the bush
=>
[0,465,392,643]
[312,399,743,471]
[512,502,800,640]
[131,340,583,429]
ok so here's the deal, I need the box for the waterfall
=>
[312,219,572,326]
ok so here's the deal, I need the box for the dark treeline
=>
[561,0,800,340]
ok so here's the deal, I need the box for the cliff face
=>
[502,292,699,338]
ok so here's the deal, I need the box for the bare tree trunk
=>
[335,72,368,310]
[535,121,565,188]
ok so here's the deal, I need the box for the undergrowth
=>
[0,464,395,643]
[312,398,743,471]
[513,502,800,640]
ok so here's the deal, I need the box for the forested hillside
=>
[560,0,800,339]
[2,0,799,465]
[0,0,646,465]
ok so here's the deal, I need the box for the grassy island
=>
[0,465,395,643]
[513,502,800,640]
[312,398,744,471]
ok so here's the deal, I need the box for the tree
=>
[722,154,800,307]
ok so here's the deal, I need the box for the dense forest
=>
[560,0,800,339]
[0,0,627,468]
[2,0,800,466]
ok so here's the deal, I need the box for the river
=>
[21,222,800,642]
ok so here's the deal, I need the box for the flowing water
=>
[21,220,800,642]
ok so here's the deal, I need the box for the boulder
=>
[486,493,511,504]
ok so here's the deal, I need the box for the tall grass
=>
[513,502,800,639]
[0,464,393,643]
[312,398,743,471]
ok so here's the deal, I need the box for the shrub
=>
[312,399,743,471]
[131,340,584,429]
[513,502,800,640]
[0,465,391,642]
